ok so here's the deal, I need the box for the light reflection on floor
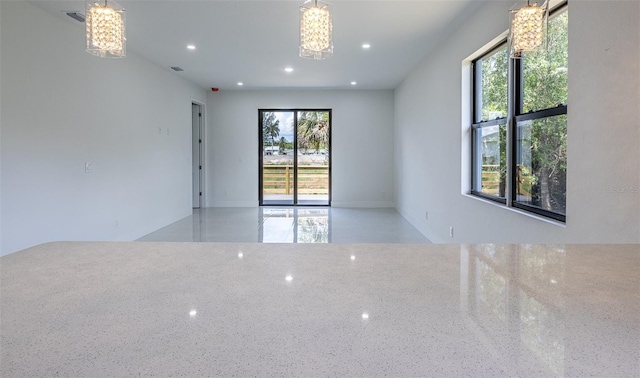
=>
[138,207,430,243]
[261,208,330,243]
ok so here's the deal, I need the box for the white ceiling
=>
[30,0,484,90]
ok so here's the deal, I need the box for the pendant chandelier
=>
[508,1,548,58]
[85,0,126,58]
[299,0,333,60]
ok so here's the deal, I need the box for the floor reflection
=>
[137,207,429,243]
[260,208,330,243]
[460,244,566,376]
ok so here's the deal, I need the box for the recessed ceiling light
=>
[284,67,294,73]
[187,44,196,50]
[237,82,243,86]
[362,43,371,49]
[350,81,357,85]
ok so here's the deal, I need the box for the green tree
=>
[297,111,329,154]
[479,45,509,197]
[480,45,508,121]
[521,10,568,213]
[262,112,280,150]
[278,137,288,155]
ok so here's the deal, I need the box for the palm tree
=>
[262,112,280,151]
[278,137,288,155]
[297,111,329,154]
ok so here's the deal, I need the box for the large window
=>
[471,5,568,222]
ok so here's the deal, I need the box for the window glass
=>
[523,10,568,113]
[477,45,509,121]
[473,123,507,198]
[515,115,567,215]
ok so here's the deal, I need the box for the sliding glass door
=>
[295,110,330,205]
[259,109,331,206]
[261,111,295,205]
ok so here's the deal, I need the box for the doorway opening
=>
[259,109,331,206]
[192,103,203,208]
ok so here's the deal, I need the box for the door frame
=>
[192,101,206,208]
[258,109,332,206]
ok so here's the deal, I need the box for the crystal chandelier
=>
[299,0,333,60]
[86,0,126,58]
[508,1,548,58]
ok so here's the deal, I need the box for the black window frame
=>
[511,105,567,221]
[471,42,509,204]
[471,3,568,222]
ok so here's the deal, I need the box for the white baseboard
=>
[210,200,259,208]
[331,201,395,208]
[396,207,440,243]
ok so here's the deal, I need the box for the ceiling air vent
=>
[170,66,184,72]
[66,12,85,23]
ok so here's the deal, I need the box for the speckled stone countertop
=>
[1,242,638,376]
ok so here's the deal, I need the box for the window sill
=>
[462,193,566,228]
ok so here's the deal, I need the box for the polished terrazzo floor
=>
[1,242,638,376]
[138,207,430,243]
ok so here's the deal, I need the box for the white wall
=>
[0,1,3,253]
[0,1,207,255]
[395,0,640,243]
[206,90,395,208]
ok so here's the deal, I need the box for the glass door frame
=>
[258,109,332,206]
